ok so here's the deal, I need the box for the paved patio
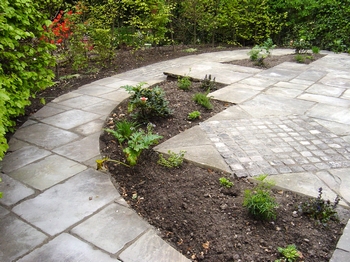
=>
[0,49,349,261]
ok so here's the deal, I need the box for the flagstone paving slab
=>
[13,123,80,150]
[119,230,190,262]
[307,104,350,125]
[53,132,100,162]
[13,168,119,236]
[72,203,151,254]
[18,233,120,262]
[210,84,261,103]
[42,109,101,130]
[330,249,350,262]
[0,214,47,262]
[8,154,87,191]
[72,118,105,136]
[1,146,51,173]
[240,94,315,117]
[306,83,345,97]
[298,93,350,107]
[0,173,35,206]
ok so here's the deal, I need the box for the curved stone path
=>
[0,49,350,261]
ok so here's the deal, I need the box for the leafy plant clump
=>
[187,111,201,120]
[193,93,213,110]
[219,177,234,188]
[292,37,312,54]
[157,150,186,168]
[243,175,278,221]
[200,74,216,92]
[275,244,303,262]
[104,121,163,166]
[299,187,340,224]
[248,38,276,66]
[178,76,191,90]
[123,83,172,121]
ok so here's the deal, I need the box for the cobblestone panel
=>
[201,115,350,177]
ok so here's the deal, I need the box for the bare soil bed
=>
[100,76,348,262]
[10,46,348,262]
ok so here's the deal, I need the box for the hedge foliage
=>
[1,0,350,159]
[0,0,56,159]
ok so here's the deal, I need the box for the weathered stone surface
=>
[18,233,120,262]
[0,214,47,262]
[13,123,80,150]
[72,203,150,254]
[119,230,190,262]
[0,173,35,206]
[12,168,119,236]
[9,154,86,191]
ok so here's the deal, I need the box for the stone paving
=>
[0,49,350,261]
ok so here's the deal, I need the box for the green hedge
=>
[0,0,55,159]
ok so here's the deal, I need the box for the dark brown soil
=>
[100,78,348,262]
[12,47,348,262]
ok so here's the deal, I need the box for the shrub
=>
[0,0,56,159]
[123,83,172,120]
[157,150,186,168]
[193,93,213,110]
[248,38,276,66]
[243,175,278,221]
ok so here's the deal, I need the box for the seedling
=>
[157,150,186,168]
[193,92,213,110]
[178,75,191,90]
[299,187,340,224]
[275,244,303,262]
[187,111,201,120]
[219,177,234,188]
[312,46,320,54]
[243,175,278,221]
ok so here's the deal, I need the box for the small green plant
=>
[292,37,312,54]
[104,120,140,144]
[184,48,197,53]
[200,74,216,91]
[157,150,186,168]
[193,93,213,110]
[219,177,234,188]
[299,187,340,224]
[294,54,306,63]
[187,111,201,120]
[243,175,278,221]
[124,124,163,166]
[248,38,276,66]
[103,123,163,167]
[123,83,172,120]
[311,46,320,54]
[275,244,303,262]
[178,75,191,90]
